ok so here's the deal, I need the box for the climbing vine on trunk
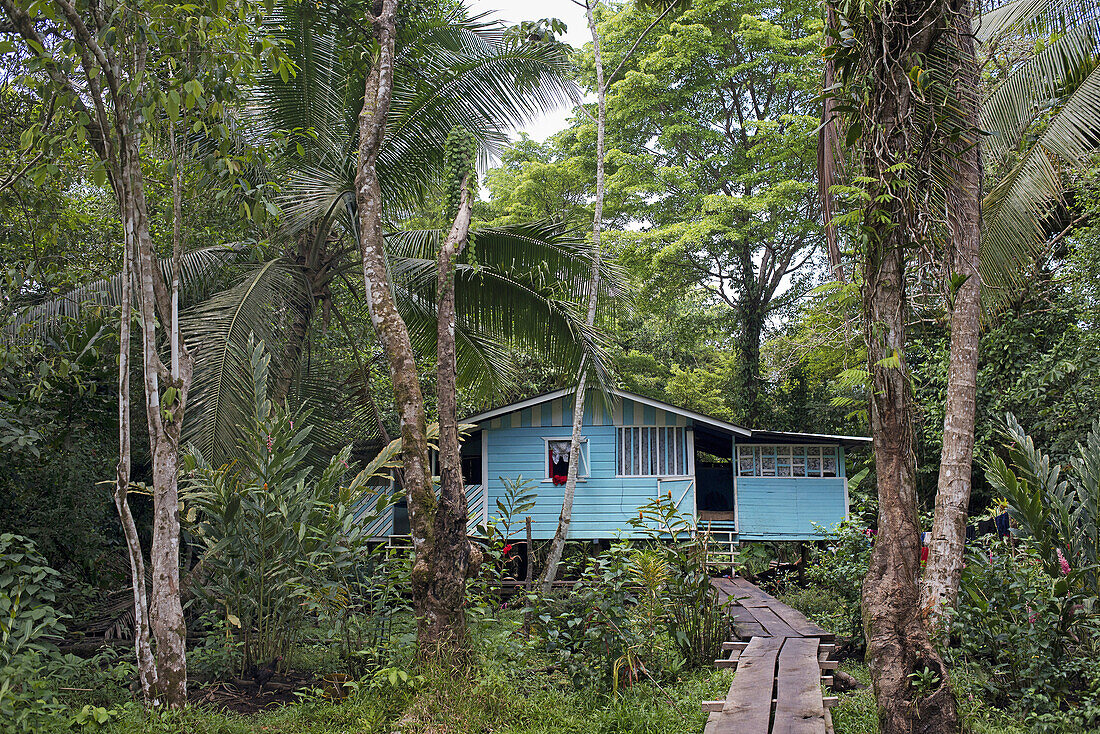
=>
[824,0,985,728]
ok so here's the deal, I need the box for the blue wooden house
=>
[362,388,869,542]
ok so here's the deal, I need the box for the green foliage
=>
[629,495,731,669]
[470,476,538,605]
[0,534,67,732]
[533,540,640,690]
[0,293,118,576]
[988,414,1100,595]
[0,533,66,665]
[801,520,873,638]
[186,612,243,681]
[182,340,396,672]
[953,538,1100,732]
[529,493,732,691]
[597,0,824,425]
[85,637,724,734]
[927,413,1100,731]
[301,554,410,679]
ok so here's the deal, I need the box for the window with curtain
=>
[617,426,687,476]
[546,439,588,484]
[736,445,839,477]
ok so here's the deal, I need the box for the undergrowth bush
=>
[804,519,872,638]
[531,494,730,690]
[952,538,1100,731]
[947,416,1100,732]
[0,533,68,732]
[534,540,641,689]
[629,495,730,669]
[182,340,400,675]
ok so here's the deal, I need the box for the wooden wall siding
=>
[735,477,847,540]
[485,393,686,430]
[485,423,695,539]
[362,484,488,539]
[361,502,394,538]
[465,483,489,534]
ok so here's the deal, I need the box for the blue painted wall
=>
[484,422,695,539]
[363,392,850,541]
[735,477,848,540]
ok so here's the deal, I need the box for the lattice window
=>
[736,445,840,477]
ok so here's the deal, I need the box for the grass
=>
[62,659,1028,734]
[37,612,1035,733]
[68,666,733,734]
[39,612,735,734]
[830,662,1032,734]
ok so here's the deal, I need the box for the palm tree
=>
[19,3,624,465]
[976,0,1100,306]
[180,2,626,465]
[922,0,1100,631]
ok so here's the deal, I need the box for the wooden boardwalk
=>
[702,577,837,734]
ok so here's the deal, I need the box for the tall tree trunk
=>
[857,1,959,730]
[540,0,606,594]
[123,132,191,707]
[920,0,983,634]
[735,301,766,427]
[355,0,456,657]
[862,241,956,733]
[114,233,159,704]
[430,176,480,650]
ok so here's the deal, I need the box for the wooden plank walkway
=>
[703,577,836,734]
[712,577,833,642]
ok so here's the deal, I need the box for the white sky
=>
[467,0,591,141]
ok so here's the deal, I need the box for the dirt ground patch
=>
[190,670,338,714]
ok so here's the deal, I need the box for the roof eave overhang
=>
[461,386,753,437]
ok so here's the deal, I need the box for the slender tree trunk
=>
[430,176,480,651]
[1,0,192,707]
[735,302,766,427]
[114,231,159,705]
[355,0,452,657]
[857,2,958,729]
[123,132,191,707]
[819,0,846,283]
[541,0,606,594]
[920,0,983,634]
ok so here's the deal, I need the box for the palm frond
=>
[8,243,248,340]
[977,0,1098,44]
[980,55,1100,310]
[182,259,309,464]
[252,1,357,163]
[388,222,628,400]
[264,4,579,225]
[981,9,1100,161]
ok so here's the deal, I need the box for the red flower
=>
[502,543,513,557]
[552,474,568,485]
